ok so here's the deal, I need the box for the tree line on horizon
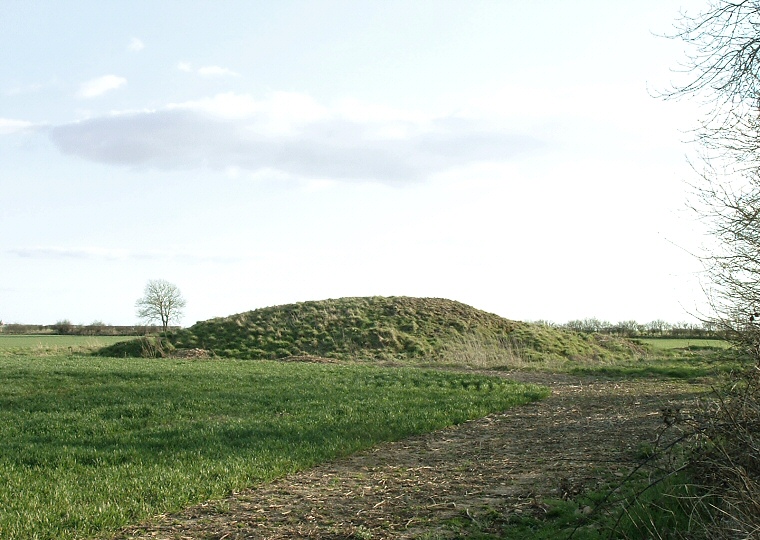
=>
[0,321,174,336]
[0,279,188,337]
[0,316,717,340]
[539,318,718,338]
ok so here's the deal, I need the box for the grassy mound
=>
[159,296,640,365]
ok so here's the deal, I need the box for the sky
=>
[1,1,713,327]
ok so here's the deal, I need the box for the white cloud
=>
[9,247,129,260]
[176,63,240,78]
[5,82,44,96]
[170,92,329,132]
[197,65,239,77]
[335,98,430,125]
[127,37,144,52]
[0,118,36,135]
[264,92,329,130]
[170,92,260,119]
[8,247,242,264]
[49,92,547,184]
[77,75,127,98]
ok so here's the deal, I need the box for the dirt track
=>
[114,372,706,539]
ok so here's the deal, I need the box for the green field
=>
[563,337,739,379]
[0,335,134,354]
[0,350,547,539]
[0,329,742,539]
[636,338,731,350]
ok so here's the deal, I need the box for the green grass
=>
[2,328,736,538]
[100,330,743,379]
[0,354,548,539]
[468,336,740,379]
[156,296,642,364]
[571,338,739,379]
[566,353,741,379]
[636,338,731,351]
[0,335,133,354]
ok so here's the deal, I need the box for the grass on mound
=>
[0,354,548,540]
[97,335,738,380]
[143,296,643,366]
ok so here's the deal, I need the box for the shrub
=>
[97,337,174,358]
[53,320,74,335]
[687,368,760,537]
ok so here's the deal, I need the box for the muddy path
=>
[114,372,707,539]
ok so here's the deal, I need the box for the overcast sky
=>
[1,1,712,326]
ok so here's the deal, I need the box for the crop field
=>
[0,348,547,539]
[560,337,740,379]
[636,337,731,350]
[0,335,133,354]
[0,321,743,540]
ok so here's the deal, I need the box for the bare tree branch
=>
[135,279,186,333]
[663,2,760,166]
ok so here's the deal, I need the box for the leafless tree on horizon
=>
[135,279,186,333]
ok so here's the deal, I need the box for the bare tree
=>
[135,279,186,333]
[615,320,640,337]
[664,1,760,166]
[664,2,760,352]
[646,319,668,335]
[689,166,760,342]
[53,319,73,335]
[664,7,760,538]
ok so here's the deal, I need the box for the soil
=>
[113,372,707,539]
